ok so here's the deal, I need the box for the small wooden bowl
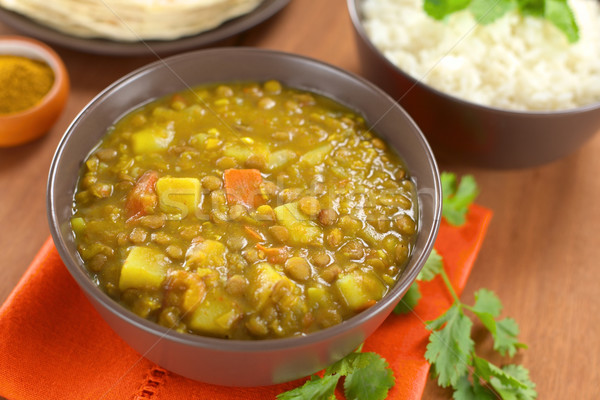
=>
[0,36,69,147]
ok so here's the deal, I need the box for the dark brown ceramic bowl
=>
[47,48,441,386]
[348,0,600,169]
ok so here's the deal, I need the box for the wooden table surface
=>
[1,1,599,398]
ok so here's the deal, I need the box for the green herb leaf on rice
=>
[544,0,579,42]
[469,0,516,24]
[424,0,580,42]
[424,0,471,20]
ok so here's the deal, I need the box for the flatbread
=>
[0,0,264,41]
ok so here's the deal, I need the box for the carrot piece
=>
[256,243,289,264]
[171,93,187,106]
[223,169,265,209]
[244,226,264,242]
[256,243,273,253]
[126,170,159,221]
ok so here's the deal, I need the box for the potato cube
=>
[156,177,201,218]
[131,126,175,154]
[336,271,385,311]
[299,143,332,166]
[248,262,295,310]
[185,240,227,269]
[187,288,240,337]
[223,144,253,162]
[119,246,168,291]
[274,202,321,245]
[267,149,297,171]
[307,286,331,308]
[71,217,86,235]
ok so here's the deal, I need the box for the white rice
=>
[361,0,600,111]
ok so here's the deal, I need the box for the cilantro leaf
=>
[469,289,503,340]
[517,0,544,16]
[424,0,471,20]
[472,289,502,317]
[276,374,339,400]
[544,0,579,43]
[426,304,474,387]
[469,0,516,24]
[418,248,444,281]
[453,375,496,400]
[394,248,443,314]
[441,173,479,226]
[473,358,537,400]
[491,364,538,400]
[326,350,375,376]
[471,311,526,357]
[424,0,580,43]
[321,351,394,400]
[343,353,395,400]
[469,290,527,357]
[473,356,526,389]
[494,317,528,357]
[394,282,421,314]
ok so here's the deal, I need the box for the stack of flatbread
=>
[0,0,264,41]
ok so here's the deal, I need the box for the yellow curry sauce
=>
[71,81,418,340]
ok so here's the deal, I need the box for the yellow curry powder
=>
[0,55,54,115]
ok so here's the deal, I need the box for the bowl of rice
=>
[348,0,600,168]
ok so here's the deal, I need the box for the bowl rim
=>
[347,0,600,116]
[48,47,441,353]
[0,35,69,120]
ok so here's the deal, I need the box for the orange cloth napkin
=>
[0,205,491,400]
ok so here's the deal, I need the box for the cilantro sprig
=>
[396,173,536,398]
[396,250,535,399]
[425,282,533,398]
[276,345,394,400]
[424,0,580,43]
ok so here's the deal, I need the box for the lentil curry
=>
[71,80,419,340]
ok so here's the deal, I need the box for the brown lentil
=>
[311,252,331,268]
[284,257,311,281]
[318,208,338,226]
[268,225,290,243]
[326,228,343,248]
[201,175,222,191]
[395,214,417,235]
[166,245,184,259]
[321,264,342,283]
[129,227,148,243]
[298,196,321,217]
